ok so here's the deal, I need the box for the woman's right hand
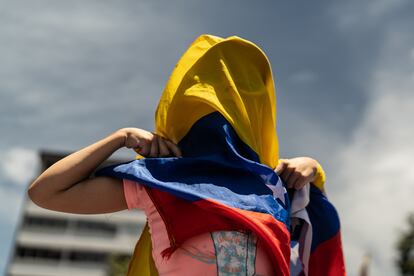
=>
[120,128,182,158]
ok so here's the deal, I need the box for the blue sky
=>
[1,1,414,275]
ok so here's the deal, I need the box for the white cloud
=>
[1,148,40,186]
[333,28,414,276]
[0,177,26,276]
[330,0,407,31]
[0,185,23,222]
[336,94,414,276]
[0,147,41,272]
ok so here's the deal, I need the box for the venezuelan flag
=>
[96,34,346,276]
[289,179,346,276]
[97,111,290,275]
[306,186,346,275]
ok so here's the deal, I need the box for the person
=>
[27,127,320,214]
[27,129,321,274]
[28,35,344,275]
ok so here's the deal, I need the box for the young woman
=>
[27,128,319,215]
[28,35,343,276]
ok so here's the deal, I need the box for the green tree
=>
[397,214,414,275]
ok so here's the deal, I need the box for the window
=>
[23,216,68,230]
[68,251,106,263]
[73,220,117,236]
[16,246,62,261]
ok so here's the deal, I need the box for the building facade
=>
[6,151,145,276]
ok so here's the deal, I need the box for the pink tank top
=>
[123,179,274,275]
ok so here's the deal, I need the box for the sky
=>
[1,0,413,275]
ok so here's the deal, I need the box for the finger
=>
[137,142,150,156]
[275,160,287,174]
[293,177,307,190]
[308,167,317,183]
[149,135,159,157]
[126,136,140,149]
[158,137,170,157]
[164,140,182,157]
[133,145,142,154]
[286,171,301,189]
[296,168,314,184]
[281,168,294,188]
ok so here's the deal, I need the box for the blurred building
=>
[6,151,145,276]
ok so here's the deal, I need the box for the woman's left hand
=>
[274,157,319,190]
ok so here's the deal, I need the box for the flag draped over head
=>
[96,34,346,276]
[155,34,279,168]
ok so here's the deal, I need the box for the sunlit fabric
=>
[154,34,279,169]
[98,111,291,275]
[289,185,346,276]
[97,34,345,275]
[306,186,346,275]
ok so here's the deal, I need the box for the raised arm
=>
[27,128,181,214]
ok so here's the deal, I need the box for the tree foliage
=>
[397,214,414,275]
